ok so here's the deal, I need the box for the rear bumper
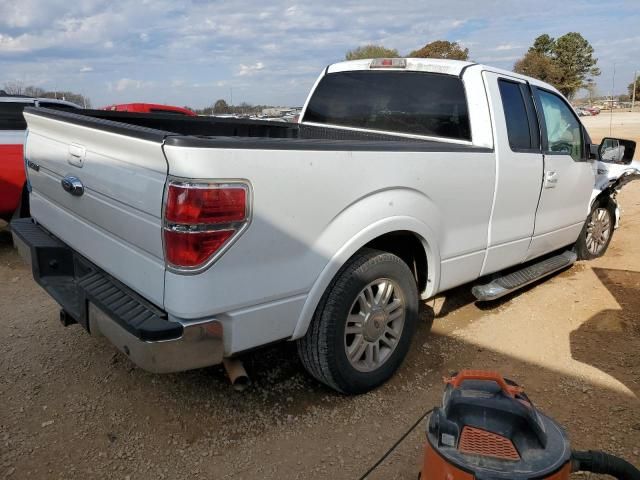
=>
[10,218,224,373]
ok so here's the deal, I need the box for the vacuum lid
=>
[427,370,571,478]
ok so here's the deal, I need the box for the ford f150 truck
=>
[0,92,81,220]
[11,58,636,394]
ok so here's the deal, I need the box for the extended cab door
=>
[480,72,543,276]
[525,87,594,260]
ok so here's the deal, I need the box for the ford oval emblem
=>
[61,175,84,196]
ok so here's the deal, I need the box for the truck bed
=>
[26,107,491,152]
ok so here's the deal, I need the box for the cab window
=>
[303,71,471,141]
[537,90,583,161]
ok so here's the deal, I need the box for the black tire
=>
[574,197,616,260]
[297,248,419,394]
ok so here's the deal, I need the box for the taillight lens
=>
[163,180,250,270]
[164,230,235,268]
[165,184,247,224]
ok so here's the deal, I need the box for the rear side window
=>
[0,102,29,130]
[498,80,533,150]
[303,71,471,141]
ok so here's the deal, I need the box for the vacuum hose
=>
[572,450,640,480]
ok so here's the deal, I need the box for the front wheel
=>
[575,198,616,260]
[297,248,419,394]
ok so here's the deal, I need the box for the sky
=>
[1,0,639,109]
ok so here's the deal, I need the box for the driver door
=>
[526,87,595,260]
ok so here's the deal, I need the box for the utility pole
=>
[632,71,638,112]
[609,63,615,136]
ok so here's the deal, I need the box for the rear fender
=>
[291,189,441,340]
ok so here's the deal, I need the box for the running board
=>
[472,250,577,302]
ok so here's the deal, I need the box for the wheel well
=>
[364,231,428,293]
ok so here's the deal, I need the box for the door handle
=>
[544,170,559,189]
[68,143,85,167]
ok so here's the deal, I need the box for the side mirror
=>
[599,137,637,164]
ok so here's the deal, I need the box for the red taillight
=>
[165,184,247,224]
[163,181,250,270]
[164,230,235,268]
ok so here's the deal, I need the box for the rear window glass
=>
[303,71,471,141]
[0,102,30,130]
[498,80,533,150]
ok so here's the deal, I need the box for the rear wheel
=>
[575,198,615,260]
[297,248,419,394]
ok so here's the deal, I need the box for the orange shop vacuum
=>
[420,370,640,480]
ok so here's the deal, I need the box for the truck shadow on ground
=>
[570,267,640,398]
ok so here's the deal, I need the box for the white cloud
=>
[236,62,264,77]
[494,43,521,51]
[80,66,93,72]
[108,78,153,92]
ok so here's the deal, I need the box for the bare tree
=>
[3,80,25,95]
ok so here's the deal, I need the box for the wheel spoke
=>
[365,342,379,367]
[345,324,363,335]
[380,281,394,306]
[358,291,372,315]
[384,298,403,318]
[384,326,400,340]
[348,335,367,362]
[379,333,396,349]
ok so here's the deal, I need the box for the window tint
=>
[0,102,29,130]
[498,80,533,150]
[538,90,583,161]
[304,71,471,141]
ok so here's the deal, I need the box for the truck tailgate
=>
[23,109,169,306]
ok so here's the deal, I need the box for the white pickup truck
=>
[11,58,636,394]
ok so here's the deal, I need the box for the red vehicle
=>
[0,92,81,220]
[102,103,196,116]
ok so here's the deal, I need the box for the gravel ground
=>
[1,116,639,479]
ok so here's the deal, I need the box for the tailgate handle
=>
[61,176,85,197]
[68,144,85,167]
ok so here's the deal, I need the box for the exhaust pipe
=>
[222,358,250,391]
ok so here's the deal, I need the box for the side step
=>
[472,250,577,302]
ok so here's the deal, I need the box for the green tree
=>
[345,44,399,60]
[514,33,600,99]
[531,34,554,55]
[628,80,640,100]
[213,99,230,113]
[408,40,469,60]
[513,51,563,86]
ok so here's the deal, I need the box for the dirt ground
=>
[1,114,640,479]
